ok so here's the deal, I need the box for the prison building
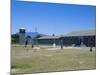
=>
[38,36,62,45]
[62,30,96,47]
[37,30,96,47]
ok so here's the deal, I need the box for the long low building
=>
[18,28,96,47]
[37,30,96,47]
[38,36,62,45]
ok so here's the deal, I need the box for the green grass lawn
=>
[11,45,96,74]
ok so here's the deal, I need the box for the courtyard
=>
[11,45,96,74]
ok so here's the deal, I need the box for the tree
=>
[11,34,19,44]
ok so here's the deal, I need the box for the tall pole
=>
[35,27,37,32]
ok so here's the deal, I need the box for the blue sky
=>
[12,0,96,35]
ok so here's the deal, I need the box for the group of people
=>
[25,39,64,49]
[25,38,34,48]
[24,38,92,52]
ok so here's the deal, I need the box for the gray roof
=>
[65,29,96,37]
[38,36,61,39]
[38,30,95,40]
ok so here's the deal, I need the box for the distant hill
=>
[26,32,46,38]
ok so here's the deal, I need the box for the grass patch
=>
[11,45,96,74]
[11,64,32,69]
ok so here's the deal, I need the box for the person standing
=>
[90,47,93,52]
[25,38,28,48]
[31,39,34,48]
[60,39,63,49]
